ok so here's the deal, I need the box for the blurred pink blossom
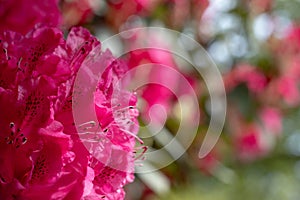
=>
[61,0,101,28]
[235,125,264,162]
[285,25,300,54]
[197,151,219,175]
[107,0,160,28]
[127,48,177,125]
[259,107,282,135]
[276,76,300,106]
[224,64,267,93]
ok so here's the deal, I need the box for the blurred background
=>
[61,0,300,199]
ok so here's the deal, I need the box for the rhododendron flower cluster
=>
[0,26,139,199]
[221,23,300,161]
[0,0,61,34]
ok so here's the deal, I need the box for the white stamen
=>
[119,128,144,144]
[77,121,97,131]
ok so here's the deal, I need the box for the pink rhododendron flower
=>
[0,0,61,34]
[171,0,209,28]
[283,25,300,54]
[0,26,139,199]
[107,0,161,28]
[276,76,300,106]
[197,151,219,175]
[287,58,300,79]
[235,125,264,162]
[124,30,198,126]
[224,64,267,93]
[259,107,282,135]
[61,0,101,28]
[228,105,277,162]
[126,48,180,125]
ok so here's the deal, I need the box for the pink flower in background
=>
[61,0,101,28]
[224,64,267,93]
[107,0,161,28]
[276,76,300,106]
[0,26,139,199]
[197,151,219,175]
[126,48,179,125]
[0,0,61,34]
[124,30,199,126]
[284,25,300,54]
[287,58,300,79]
[108,0,155,15]
[260,107,282,135]
[235,125,264,162]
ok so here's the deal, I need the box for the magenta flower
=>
[224,64,267,93]
[0,0,61,34]
[259,107,282,135]
[126,48,181,125]
[276,76,300,106]
[284,25,300,54]
[0,26,139,199]
[107,0,161,29]
[235,125,264,162]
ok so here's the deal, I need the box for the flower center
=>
[5,122,27,149]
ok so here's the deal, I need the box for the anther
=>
[7,140,13,145]
[9,122,14,128]
[77,121,96,131]
[0,176,6,183]
[22,137,27,144]
[2,48,9,60]
[119,128,144,144]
